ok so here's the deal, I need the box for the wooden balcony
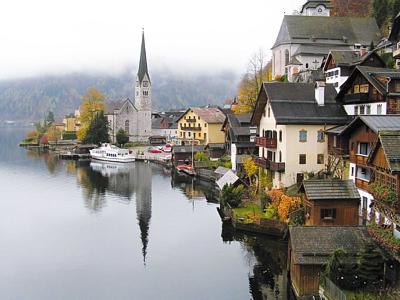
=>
[180,125,202,131]
[355,178,369,191]
[256,137,277,148]
[254,157,270,169]
[342,93,370,104]
[270,162,285,172]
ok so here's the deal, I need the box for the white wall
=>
[344,102,387,116]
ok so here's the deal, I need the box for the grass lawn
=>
[233,203,264,223]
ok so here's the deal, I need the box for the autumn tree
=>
[277,195,302,222]
[243,157,258,186]
[233,50,272,114]
[77,88,106,141]
[46,125,62,143]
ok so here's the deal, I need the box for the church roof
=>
[137,31,150,84]
[272,16,381,49]
[104,99,137,114]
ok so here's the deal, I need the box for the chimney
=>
[315,81,326,106]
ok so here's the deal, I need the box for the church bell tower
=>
[135,29,152,140]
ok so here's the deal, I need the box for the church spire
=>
[137,29,150,83]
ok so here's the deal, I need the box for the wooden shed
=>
[300,179,360,226]
[289,226,376,299]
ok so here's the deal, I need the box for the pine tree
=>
[116,129,129,146]
[83,111,109,145]
[357,242,384,289]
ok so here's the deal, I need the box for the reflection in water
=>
[222,223,289,300]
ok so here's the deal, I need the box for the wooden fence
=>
[321,277,347,300]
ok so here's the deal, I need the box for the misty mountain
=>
[0,70,239,121]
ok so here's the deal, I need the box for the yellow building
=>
[176,107,226,145]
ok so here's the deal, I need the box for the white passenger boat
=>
[89,143,136,163]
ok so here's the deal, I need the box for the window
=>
[321,208,336,219]
[198,132,201,137]
[299,154,306,164]
[396,81,400,92]
[279,130,282,142]
[360,105,365,115]
[354,85,360,93]
[354,106,359,115]
[362,197,368,210]
[360,84,369,93]
[299,130,307,142]
[377,104,382,115]
[188,131,191,137]
[351,167,354,176]
[317,130,325,142]
[125,120,129,135]
[204,133,207,140]
[358,142,369,156]
[193,133,196,139]
[204,123,207,127]
[268,107,271,118]
[317,154,324,164]
[306,63,309,68]
[279,151,282,162]
[366,105,371,115]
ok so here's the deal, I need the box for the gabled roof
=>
[300,179,360,201]
[176,107,226,124]
[340,115,400,136]
[172,145,204,154]
[369,131,400,173]
[137,31,150,84]
[290,226,376,265]
[273,16,381,49]
[251,82,349,126]
[104,98,137,114]
[322,50,385,72]
[338,66,400,98]
[288,56,302,66]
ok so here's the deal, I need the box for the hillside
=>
[0,70,238,121]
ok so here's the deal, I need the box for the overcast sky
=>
[0,0,305,80]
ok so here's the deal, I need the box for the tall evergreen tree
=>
[374,0,389,28]
[83,111,109,145]
[357,243,384,288]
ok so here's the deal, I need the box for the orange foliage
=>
[26,130,37,139]
[278,195,302,222]
[40,134,49,145]
[267,189,284,207]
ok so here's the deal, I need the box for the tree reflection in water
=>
[222,222,289,300]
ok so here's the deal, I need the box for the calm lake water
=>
[0,128,288,300]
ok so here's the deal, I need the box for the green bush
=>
[116,129,129,146]
[265,204,278,220]
[221,184,245,208]
[194,151,209,161]
[62,131,77,140]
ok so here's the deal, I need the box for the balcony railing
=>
[253,157,285,172]
[180,125,202,131]
[342,93,370,104]
[185,118,196,123]
[355,178,369,190]
[256,137,277,148]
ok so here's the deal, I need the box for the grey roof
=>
[104,99,137,114]
[294,45,350,56]
[288,56,302,65]
[373,132,400,172]
[301,179,360,201]
[252,82,349,125]
[325,124,347,134]
[176,107,226,124]
[151,118,163,129]
[290,226,375,265]
[216,170,239,190]
[137,31,150,84]
[214,166,230,175]
[341,116,400,136]
[273,16,381,49]
[323,50,386,72]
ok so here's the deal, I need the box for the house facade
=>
[337,66,400,116]
[176,107,225,146]
[251,82,348,188]
[151,111,180,142]
[106,31,152,143]
[222,111,258,171]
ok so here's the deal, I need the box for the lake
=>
[0,128,288,300]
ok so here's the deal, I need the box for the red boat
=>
[176,164,196,176]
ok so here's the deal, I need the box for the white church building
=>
[106,31,152,143]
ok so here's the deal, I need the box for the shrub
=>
[194,151,209,162]
[221,184,245,208]
[116,129,129,146]
[62,131,77,140]
[265,204,278,220]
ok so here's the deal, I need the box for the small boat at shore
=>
[89,143,135,163]
[176,164,196,176]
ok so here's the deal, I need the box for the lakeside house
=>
[336,66,400,116]
[176,107,226,146]
[222,111,258,172]
[251,81,348,188]
[300,179,360,226]
[288,226,382,299]
[327,116,400,223]
[151,111,180,143]
[322,50,386,91]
